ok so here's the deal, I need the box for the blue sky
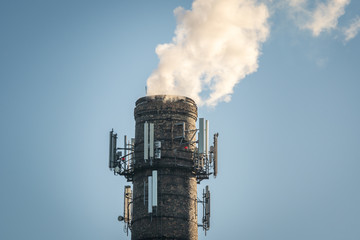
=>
[1,1,359,239]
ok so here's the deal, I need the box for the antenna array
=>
[108,96,219,238]
[194,118,219,183]
[108,129,134,181]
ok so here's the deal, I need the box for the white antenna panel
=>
[144,122,149,161]
[205,120,209,157]
[148,176,152,213]
[150,123,154,158]
[198,118,205,154]
[152,170,158,207]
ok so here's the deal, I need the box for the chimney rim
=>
[135,95,196,106]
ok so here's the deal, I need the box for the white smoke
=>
[305,0,350,36]
[286,0,351,36]
[343,16,360,42]
[146,0,270,106]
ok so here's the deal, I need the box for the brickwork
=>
[132,95,198,240]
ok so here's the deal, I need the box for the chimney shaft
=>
[131,95,198,240]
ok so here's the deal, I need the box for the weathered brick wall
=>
[132,95,198,240]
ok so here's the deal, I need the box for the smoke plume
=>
[343,16,360,42]
[286,0,351,36]
[146,0,270,106]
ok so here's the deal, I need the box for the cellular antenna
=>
[205,120,209,159]
[144,122,149,161]
[152,170,158,207]
[148,176,152,213]
[109,129,117,169]
[213,133,219,177]
[124,185,132,224]
[204,185,211,231]
[123,185,132,236]
[198,118,205,154]
[149,123,154,160]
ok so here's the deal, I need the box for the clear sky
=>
[1,0,359,239]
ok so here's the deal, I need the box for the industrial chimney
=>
[109,95,218,240]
